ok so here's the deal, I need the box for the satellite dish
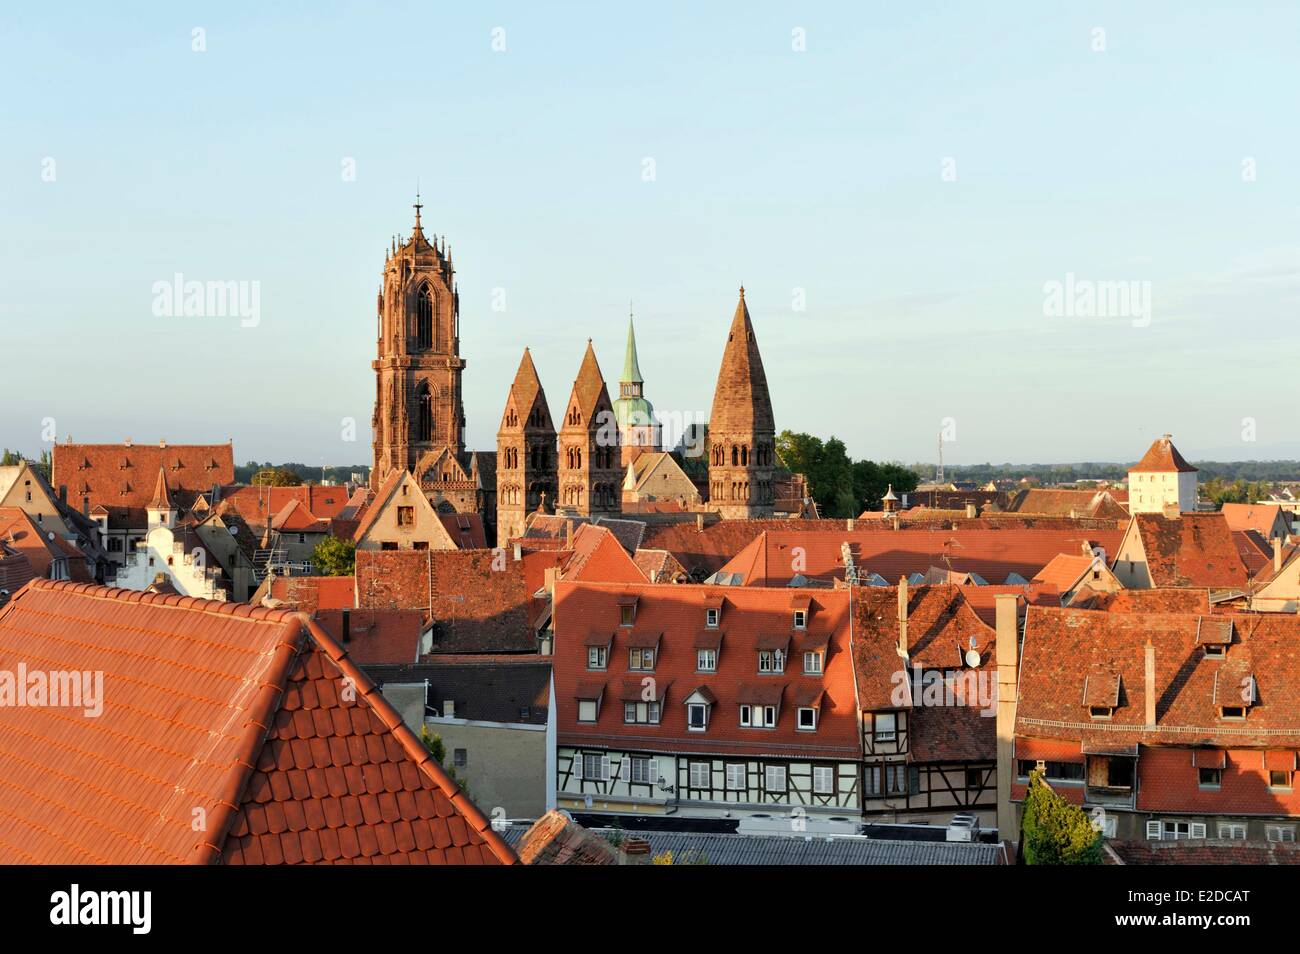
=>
[47,532,56,541]
[964,648,981,668]
[228,525,239,536]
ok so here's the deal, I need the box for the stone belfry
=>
[496,348,557,544]
[707,287,776,518]
[371,197,475,513]
[557,340,622,517]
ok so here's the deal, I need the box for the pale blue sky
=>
[3,2,1298,467]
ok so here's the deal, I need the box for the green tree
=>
[251,466,303,487]
[419,725,469,794]
[776,430,917,516]
[1020,769,1103,865]
[312,537,355,576]
[0,449,21,467]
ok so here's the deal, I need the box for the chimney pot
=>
[1144,642,1156,728]
[443,699,456,719]
[965,502,977,519]
[897,576,909,657]
[1274,536,1284,574]
[696,513,705,532]
[846,517,855,532]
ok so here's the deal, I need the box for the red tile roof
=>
[1066,586,1212,614]
[553,582,859,759]
[0,580,515,864]
[1002,488,1129,520]
[562,524,647,583]
[313,608,425,665]
[711,527,1122,588]
[438,512,487,549]
[1221,503,1290,537]
[355,550,539,654]
[1128,513,1249,588]
[217,483,354,527]
[52,442,234,530]
[0,546,36,598]
[1031,553,1101,591]
[0,507,64,579]
[1108,839,1300,865]
[1130,435,1197,473]
[268,575,357,613]
[1017,606,1300,749]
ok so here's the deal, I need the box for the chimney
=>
[513,541,522,562]
[897,576,909,658]
[565,519,574,548]
[994,593,1020,843]
[1274,536,1284,574]
[619,837,652,865]
[1144,642,1156,728]
[58,484,67,505]
[846,517,855,531]
[891,515,900,531]
[901,492,909,509]
[696,512,705,532]
[341,609,350,644]
[443,699,456,719]
[965,502,977,519]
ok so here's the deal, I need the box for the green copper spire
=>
[621,310,644,385]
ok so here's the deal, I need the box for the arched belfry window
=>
[417,382,433,442]
[416,284,433,350]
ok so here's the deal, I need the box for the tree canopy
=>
[312,537,355,576]
[775,430,918,518]
[1020,769,1103,865]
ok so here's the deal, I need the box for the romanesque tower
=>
[371,198,476,513]
[611,314,660,467]
[557,340,622,517]
[496,348,557,543]
[707,287,776,518]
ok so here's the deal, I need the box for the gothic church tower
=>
[557,341,622,517]
[371,198,476,513]
[707,287,776,519]
[495,348,557,544]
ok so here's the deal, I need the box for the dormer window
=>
[740,704,777,728]
[706,608,719,628]
[1204,644,1225,658]
[758,649,785,674]
[618,598,637,627]
[587,645,608,670]
[793,610,807,630]
[628,647,655,671]
[1089,706,1113,720]
[1213,669,1255,720]
[1220,706,1246,720]
[685,687,715,732]
[697,649,716,672]
[1197,618,1232,658]
[803,651,823,675]
[797,707,818,730]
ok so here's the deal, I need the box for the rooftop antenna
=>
[937,430,945,484]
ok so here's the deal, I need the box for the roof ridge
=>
[301,616,518,864]
[17,579,301,624]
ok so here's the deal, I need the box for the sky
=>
[3,2,1299,468]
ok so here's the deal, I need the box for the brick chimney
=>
[565,519,574,548]
[846,517,855,531]
[994,593,1020,843]
[619,837,652,865]
[965,502,977,519]
[696,512,705,532]
[1144,642,1156,727]
[1274,536,1284,574]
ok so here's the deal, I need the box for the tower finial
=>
[739,284,745,299]
[413,184,423,232]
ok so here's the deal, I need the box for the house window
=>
[1154,821,1206,841]
[577,700,598,723]
[297,533,307,544]
[1220,706,1246,720]
[587,646,607,669]
[705,608,719,628]
[965,767,983,790]
[1218,822,1247,841]
[812,765,834,795]
[1018,760,1085,782]
[623,701,660,725]
[688,761,710,789]
[697,649,716,672]
[396,506,415,526]
[1198,768,1222,788]
[107,538,123,552]
[873,712,897,743]
[687,703,709,731]
[797,707,817,731]
[628,648,655,671]
[793,610,807,630]
[1204,644,1225,658]
[725,764,746,791]
[628,756,656,785]
[758,650,785,674]
[803,651,823,674]
[620,605,635,626]
[1266,825,1296,843]
[1089,706,1113,720]
[764,765,786,793]
[380,542,398,551]
[1269,770,1293,789]
[453,748,467,768]
[740,704,776,728]
[581,752,609,781]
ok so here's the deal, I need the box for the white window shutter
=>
[1190,822,1207,839]
[1146,820,1162,840]
[602,754,611,781]
[573,752,583,781]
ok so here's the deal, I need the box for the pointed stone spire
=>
[710,287,774,434]
[572,338,610,420]
[621,311,643,385]
[506,347,546,423]
[148,467,173,511]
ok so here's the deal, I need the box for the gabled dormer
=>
[1196,617,1233,658]
[1213,665,1256,720]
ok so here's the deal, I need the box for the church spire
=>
[621,309,644,385]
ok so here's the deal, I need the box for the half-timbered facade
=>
[851,583,1001,825]
[553,583,861,820]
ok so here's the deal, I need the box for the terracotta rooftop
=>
[313,608,425,665]
[1128,513,1249,588]
[0,580,515,864]
[0,507,66,580]
[1130,434,1197,473]
[1066,586,1212,614]
[52,442,234,530]
[267,575,357,614]
[1221,503,1290,538]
